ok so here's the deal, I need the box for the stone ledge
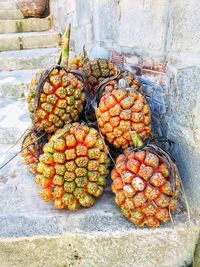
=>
[0,215,198,267]
[0,47,60,71]
[0,31,61,52]
[0,202,198,267]
[0,16,52,34]
[0,146,199,267]
[0,9,23,20]
[0,1,17,10]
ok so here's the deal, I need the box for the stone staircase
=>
[0,1,199,267]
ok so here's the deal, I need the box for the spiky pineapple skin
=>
[68,55,85,71]
[111,149,180,228]
[103,71,144,94]
[96,88,151,148]
[36,123,109,210]
[83,59,119,91]
[27,68,85,133]
[21,130,49,174]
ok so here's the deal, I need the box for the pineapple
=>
[21,129,49,174]
[102,71,144,94]
[26,24,86,133]
[68,55,85,71]
[111,146,180,228]
[27,68,86,133]
[68,46,88,71]
[96,88,151,148]
[35,122,110,210]
[83,59,119,92]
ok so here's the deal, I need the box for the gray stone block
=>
[0,16,51,34]
[118,0,167,51]
[165,66,200,214]
[170,0,200,54]
[167,66,200,129]
[167,122,200,214]
[0,9,23,20]
[92,0,118,44]
[0,47,60,71]
[0,31,61,52]
[0,1,17,10]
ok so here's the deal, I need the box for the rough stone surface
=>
[167,124,200,215]
[0,9,23,20]
[165,66,200,214]
[0,98,30,144]
[0,31,61,52]
[118,0,167,51]
[50,0,200,67]
[170,0,200,54]
[0,69,38,98]
[0,146,198,267]
[0,16,52,34]
[167,66,200,129]
[0,47,60,71]
[92,0,118,45]
[0,0,17,10]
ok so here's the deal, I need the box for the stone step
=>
[0,47,60,71]
[0,9,23,20]
[0,149,199,267]
[0,69,38,98]
[0,16,52,34]
[0,1,17,10]
[0,98,31,144]
[0,31,61,52]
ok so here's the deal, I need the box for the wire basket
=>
[16,0,48,18]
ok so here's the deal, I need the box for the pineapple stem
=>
[60,23,71,68]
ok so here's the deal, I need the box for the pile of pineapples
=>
[22,25,181,228]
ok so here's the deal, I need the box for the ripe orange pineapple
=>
[111,146,180,228]
[96,88,151,148]
[68,55,85,71]
[27,67,86,133]
[21,129,50,174]
[27,24,86,133]
[83,59,119,92]
[35,122,110,210]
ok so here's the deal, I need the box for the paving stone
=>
[0,98,31,144]
[0,69,38,98]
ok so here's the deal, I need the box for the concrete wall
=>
[50,0,200,66]
[50,0,200,213]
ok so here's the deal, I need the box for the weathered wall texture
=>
[50,0,200,213]
[50,0,200,66]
